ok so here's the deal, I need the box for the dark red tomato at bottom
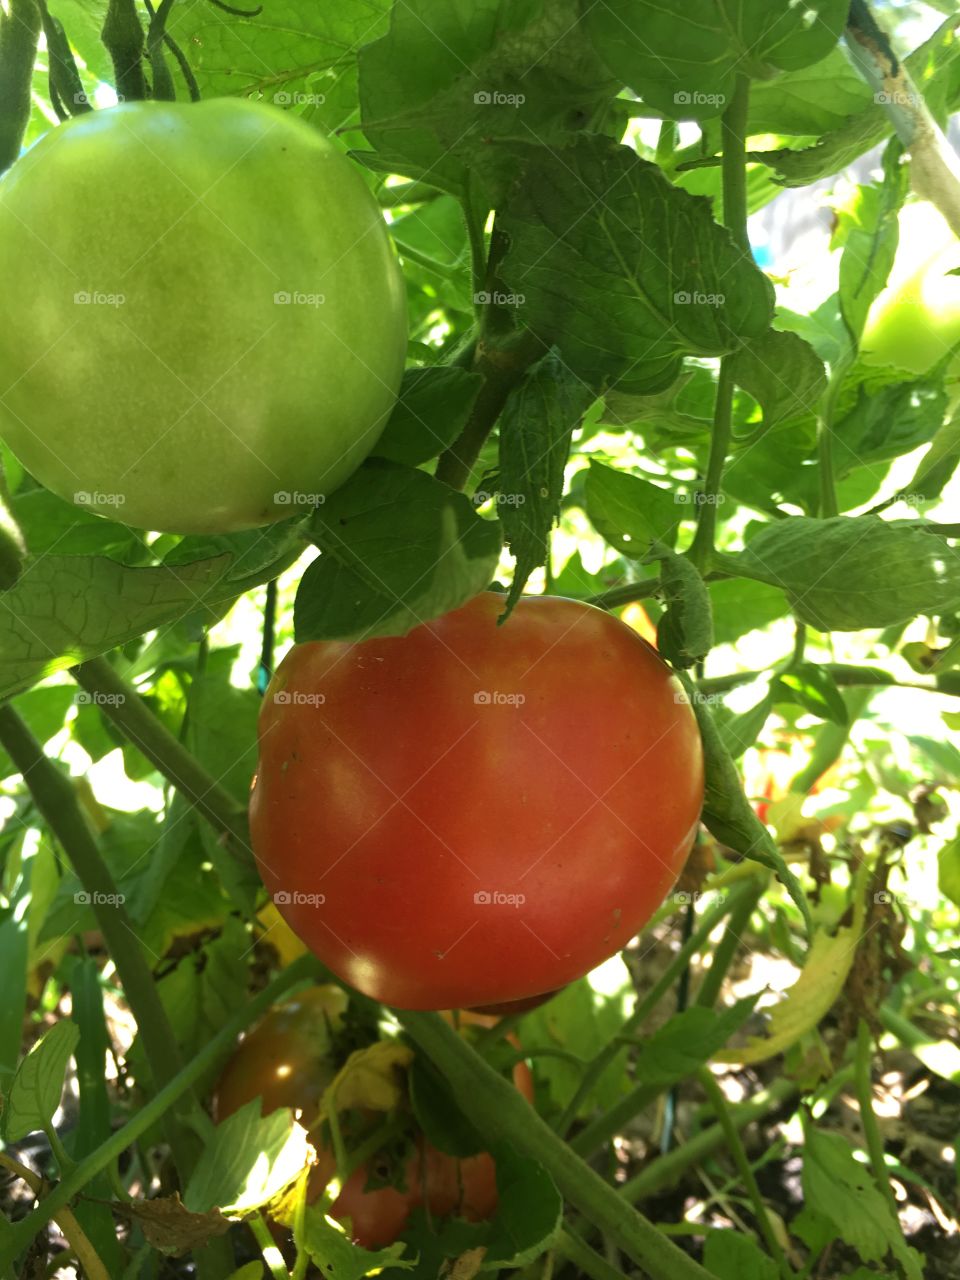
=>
[250,592,704,1009]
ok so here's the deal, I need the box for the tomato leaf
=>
[681,672,812,933]
[3,1019,78,1142]
[584,0,847,121]
[409,1054,485,1158]
[585,462,680,556]
[298,1203,414,1276]
[735,517,960,630]
[635,999,758,1085]
[499,137,774,395]
[730,330,826,432]
[646,543,713,669]
[185,1099,311,1217]
[374,367,482,468]
[775,664,849,726]
[836,158,906,346]
[704,1228,778,1280]
[938,834,960,908]
[295,458,502,642]
[498,353,594,615]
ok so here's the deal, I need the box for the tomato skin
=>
[862,202,960,375]
[0,100,406,534]
[212,985,347,1128]
[250,592,704,1010]
[469,989,562,1017]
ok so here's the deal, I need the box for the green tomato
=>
[861,202,960,376]
[0,99,406,533]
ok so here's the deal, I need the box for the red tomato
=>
[250,592,704,1009]
[469,989,562,1017]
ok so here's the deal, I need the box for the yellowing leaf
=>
[714,924,860,1065]
[938,833,960,908]
[320,1041,414,1118]
[255,902,308,966]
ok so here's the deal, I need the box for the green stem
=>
[72,657,251,860]
[248,1213,289,1280]
[789,686,874,794]
[698,1069,796,1279]
[0,955,320,1270]
[619,1076,799,1203]
[817,352,853,519]
[434,329,544,491]
[101,0,146,102]
[584,579,663,611]
[145,0,176,101]
[695,876,767,1010]
[688,74,750,571]
[556,1228,630,1280]
[0,704,200,1178]
[0,0,41,175]
[396,1011,714,1280]
[567,882,757,1155]
[854,1020,900,1220]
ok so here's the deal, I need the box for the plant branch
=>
[846,0,960,235]
[101,0,146,102]
[698,1069,796,1278]
[854,1019,901,1220]
[397,1011,714,1280]
[688,74,750,570]
[0,0,41,175]
[0,704,199,1177]
[0,955,321,1270]
[72,656,252,862]
[434,328,544,491]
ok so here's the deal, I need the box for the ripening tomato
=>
[213,988,528,1249]
[250,592,704,1010]
[0,99,406,533]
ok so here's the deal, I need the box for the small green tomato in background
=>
[0,99,407,534]
[861,201,960,376]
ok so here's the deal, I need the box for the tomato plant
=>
[0,99,406,534]
[251,591,704,1010]
[213,987,532,1248]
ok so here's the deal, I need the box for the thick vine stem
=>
[688,74,750,571]
[846,0,960,235]
[396,1010,714,1280]
[0,954,321,1270]
[434,328,545,491]
[101,0,146,102]
[0,704,200,1178]
[72,656,252,862]
[0,0,41,175]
